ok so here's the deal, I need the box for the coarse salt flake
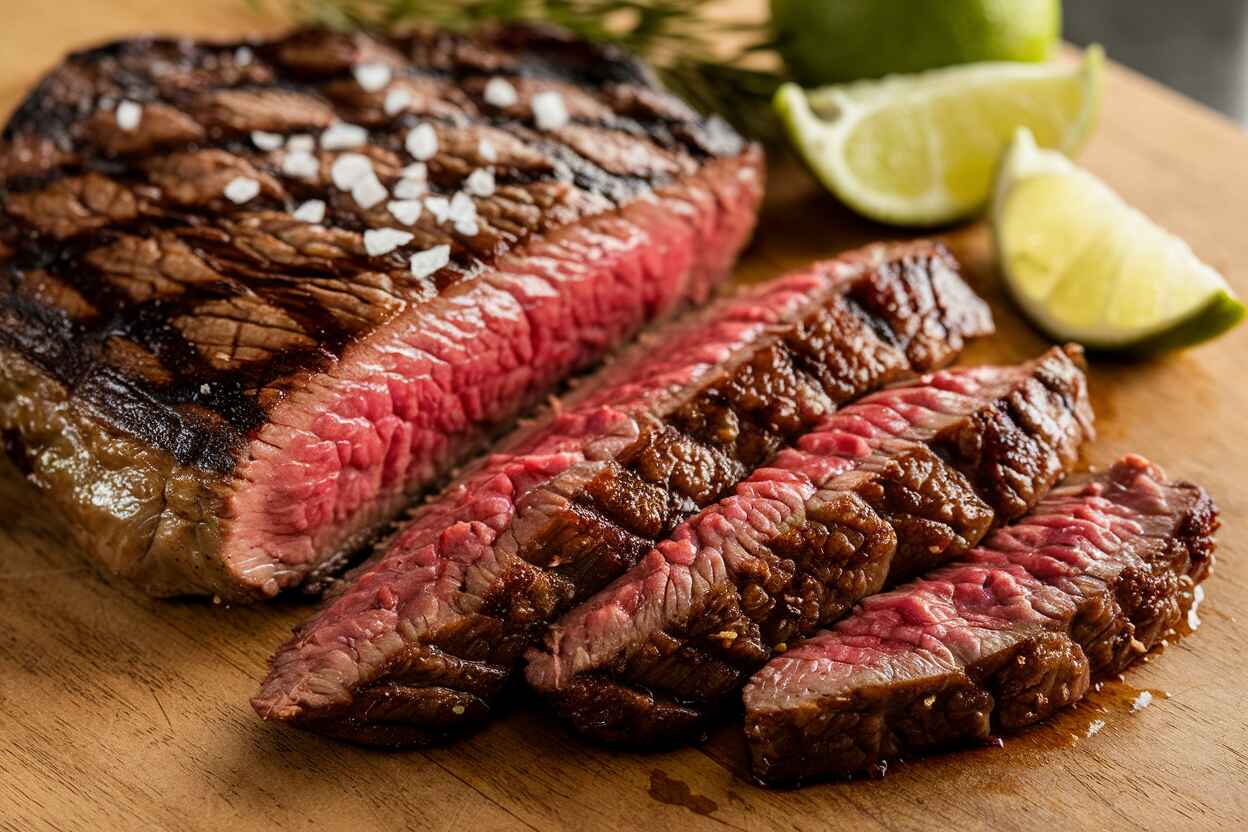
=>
[282,150,319,180]
[401,162,427,180]
[484,77,518,108]
[393,178,428,200]
[321,122,368,150]
[354,63,392,93]
[199,383,212,394]
[352,175,388,210]
[364,228,414,256]
[224,176,260,204]
[449,191,476,223]
[1086,719,1106,737]
[251,130,285,151]
[384,87,413,116]
[287,134,315,152]
[454,218,479,237]
[292,199,326,224]
[331,153,374,190]
[235,46,254,66]
[116,100,142,131]
[465,168,495,198]
[406,123,438,161]
[479,139,497,163]
[410,245,450,278]
[388,199,422,225]
[424,195,451,224]
[1131,691,1153,712]
[532,91,569,131]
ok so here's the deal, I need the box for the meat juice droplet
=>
[647,770,717,817]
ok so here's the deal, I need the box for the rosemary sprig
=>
[270,0,785,141]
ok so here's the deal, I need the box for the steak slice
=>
[743,455,1217,784]
[525,346,1094,745]
[0,27,764,599]
[251,243,993,746]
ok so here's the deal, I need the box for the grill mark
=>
[509,260,973,598]
[486,254,985,616]
[0,26,752,473]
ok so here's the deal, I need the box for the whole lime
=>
[771,0,1062,84]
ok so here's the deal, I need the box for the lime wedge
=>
[993,128,1245,353]
[774,46,1103,227]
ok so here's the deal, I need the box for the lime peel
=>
[776,46,1103,227]
[993,128,1245,354]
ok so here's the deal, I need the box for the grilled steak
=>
[526,346,1094,745]
[252,243,993,746]
[744,455,1217,784]
[0,27,764,599]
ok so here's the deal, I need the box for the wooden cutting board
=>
[1,3,1244,830]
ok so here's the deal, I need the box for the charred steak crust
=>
[0,27,765,597]
[743,455,1217,785]
[252,243,993,747]
[524,346,1094,746]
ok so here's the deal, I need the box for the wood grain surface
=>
[1,2,1245,830]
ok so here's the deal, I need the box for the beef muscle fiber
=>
[252,243,993,746]
[0,27,763,599]
[744,455,1217,784]
[526,346,1093,745]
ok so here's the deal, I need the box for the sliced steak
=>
[525,346,1093,745]
[252,244,993,746]
[0,27,764,599]
[744,455,1217,784]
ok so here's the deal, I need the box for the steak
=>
[0,27,764,599]
[525,346,1094,745]
[743,455,1217,784]
[252,243,993,746]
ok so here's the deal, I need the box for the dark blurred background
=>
[1066,0,1248,123]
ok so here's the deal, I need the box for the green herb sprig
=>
[270,0,784,140]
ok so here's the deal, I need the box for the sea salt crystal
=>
[1188,584,1206,630]
[330,153,374,190]
[454,218,479,237]
[384,87,413,116]
[401,162,427,180]
[116,100,142,131]
[364,228,414,256]
[479,139,497,163]
[352,175,388,210]
[287,134,315,152]
[235,46,254,66]
[1131,691,1153,712]
[292,199,326,224]
[406,123,438,161]
[484,77,518,108]
[354,63,392,93]
[199,383,212,395]
[387,199,422,225]
[1086,719,1106,737]
[282,150,319,180]
[224,176,260,204]
[532,91,569,131]
[448,192,476,225]
[465,168,495,198]
[410,245,450,278]
[424,195,451,225]
[321,122,368,150]
[251,130,285,151]
[393,178,428,200]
